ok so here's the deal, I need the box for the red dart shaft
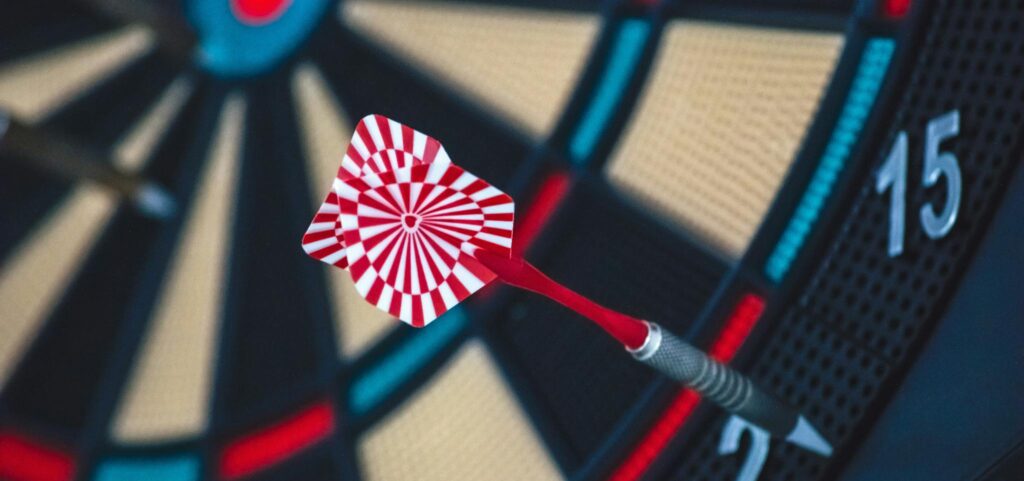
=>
[474,250,833,455]
[474,249,649,349]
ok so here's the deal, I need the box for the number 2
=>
[876,111,961,257]
[718,416,771,481]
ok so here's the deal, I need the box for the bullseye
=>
[230,0,292,25]
[189,0,328,75]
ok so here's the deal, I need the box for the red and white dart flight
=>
[302,115,832,455]
[302,114,513,327]
[302,115,644,340]
[303,114,452,272]
[338,161,514,327]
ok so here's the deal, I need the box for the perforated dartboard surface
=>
[0,0,1023,481]
[665,0,1024,480]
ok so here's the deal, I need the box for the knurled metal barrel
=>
[629,321,801,438]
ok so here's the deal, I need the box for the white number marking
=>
[876,110,962,257]
[718,416,771,481]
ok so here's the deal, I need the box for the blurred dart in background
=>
[304,115,833,456]
[0,109,176,218]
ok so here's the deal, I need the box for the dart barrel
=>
[0,111,175,218]
[629,322,830,454]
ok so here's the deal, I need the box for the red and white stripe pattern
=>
[338,162,514,327]
[302,115,451,269]
[343,114,451,179]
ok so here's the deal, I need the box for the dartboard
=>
[1,0,1022,481]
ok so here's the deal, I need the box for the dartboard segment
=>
[338,161,514,327]
[301,115,451,269]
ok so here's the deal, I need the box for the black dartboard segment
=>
[213,74,336,430]
[0,0,113,64]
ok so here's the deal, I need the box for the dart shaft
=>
[1,116,132,191]
[0,112,175,218]
[631,322,830,455]
[472,250,830,454]
[474,249,649,348]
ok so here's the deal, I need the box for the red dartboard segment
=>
[339,162,514,327]
[230,0,292,25]
[302,115,451,269]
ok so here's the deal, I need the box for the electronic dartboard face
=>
[0,0,1022,480]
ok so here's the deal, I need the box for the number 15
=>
[875,111,962,257]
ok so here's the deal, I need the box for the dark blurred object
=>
[0,110,176,218]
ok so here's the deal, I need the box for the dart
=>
[0,110,176,219]
[303,115,832,456]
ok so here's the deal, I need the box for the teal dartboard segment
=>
[569,19,650,164]
[94,456,199,481]
[765,38,895,282]
[348,309,468,416]
[187,0,330,76]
